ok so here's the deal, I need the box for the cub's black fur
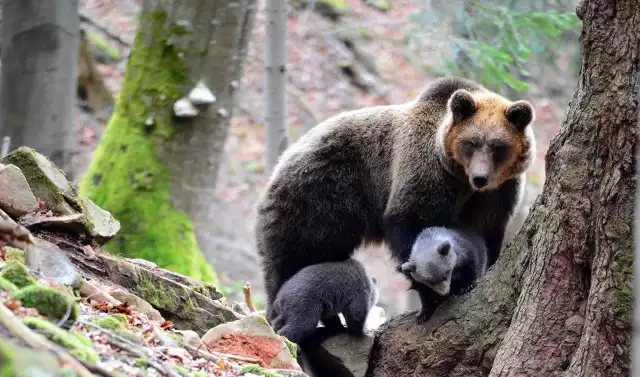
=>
[271,259,379,345]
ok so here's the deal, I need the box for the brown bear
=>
[254,76,535,323]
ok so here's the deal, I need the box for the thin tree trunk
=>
[264,0,288,175]
[0,0,79,176]
[367,1,636,376]
[80,0,257,284]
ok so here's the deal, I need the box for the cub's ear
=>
[401,262,416,273]
[370,276,378,285]
[505,100,535,131]
[437,242,451,256]
[448,89,477,123]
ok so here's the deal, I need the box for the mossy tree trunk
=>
[80,0,257,284]
[0,0,79,175]
[367,1,636,376]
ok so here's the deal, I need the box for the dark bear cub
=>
[400,225,488,321]
[271,258,379,345]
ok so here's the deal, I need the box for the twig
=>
[296,0,317,37]
[0,136,10,157]
[77,358,119,377]
[243,282,256,312]
[0,303,94,377]
[209,349,263,364]
[78,319,181,377]
[78,10,132,47]
[0,219,37,248]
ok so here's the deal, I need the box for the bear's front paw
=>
[415,308,434,325]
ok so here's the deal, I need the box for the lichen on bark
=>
[80,9,217,284]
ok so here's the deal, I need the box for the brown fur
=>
[254,76,536,324]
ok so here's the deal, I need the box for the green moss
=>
[0,338,70,377]
[279,336,297,359]
[192,283,221,300]
[79,8,217,285]
[1,261,35,288]
[0,276,18,293]
[23,317,99,363]
[239,364,283,377]
[13,285,80,322]
[4,247,25,264]
[134,358,148,368]
[321,0,346,9]
[364,0,391,12]
[172,364,193,377]
[71,331,93,346]
[59,369,78,377]
[86,31,122,60]
[94,315,126,330]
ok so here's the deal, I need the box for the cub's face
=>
[401,241,457,296]
[367,276,380,308]
[442,89,535,191]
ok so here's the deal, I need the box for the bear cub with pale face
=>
[271,258,379,345]
[400,226,488,301]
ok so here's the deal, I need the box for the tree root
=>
[0,302,94,377]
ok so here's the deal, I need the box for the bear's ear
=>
[370,276,378,285]
[505,100,535,131]
[437,242,451,256]
[401,261,416,273]
[449,89,477,123]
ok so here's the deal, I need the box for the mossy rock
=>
[13,285,80,323]
[4,246,25,264]
[0,337,71,377]
[239,364,283,377]
[0,261,35,288]
[290,0,348,20]
[0,276,18,293]
[22,317,99,363]
[116,329,144,345]
[280,335,298,360]
[93,314,128,330]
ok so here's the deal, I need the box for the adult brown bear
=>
[254,76,535,323]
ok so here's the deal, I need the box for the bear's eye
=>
[460,141,476,157]
[492,144,510,164]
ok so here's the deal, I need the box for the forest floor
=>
[73,0,576,314]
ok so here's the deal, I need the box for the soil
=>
[205,333,296,370]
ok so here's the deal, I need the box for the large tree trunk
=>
[366,1,636,376]
[80,0,257,284]
[0,0,79,176]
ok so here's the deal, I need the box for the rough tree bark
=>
[0,0,79,176]
[264,0,289,175]
[367,1,636,376]
[80,0,257,283]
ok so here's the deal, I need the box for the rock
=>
[93,314,128,330]
[100,255,240,335]
[78,196,120,244]
[0,164,38,217]
[231,300,252,316]
[290,0,348,20]
[13,285,80,323]
[1,261,36,288]
[1,147,76,215]
[153,327,182,347]
[203,314,301,370]
[109,288,164,321]
[0,337,72,376]
[181,330,203,349]
[302,333,374,377]
[79,279,122,306]
[115,329,145,345]
[24,237,81,287]
[22,316,99,363]
[363,0,390,12]
[4,246,25,263]
[20,213,87,234]
[1,147,121,244]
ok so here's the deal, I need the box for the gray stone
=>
[180,330,203,349]
[231,300,252,316]
[19,213,86,234]
[0,164,38,217]
[1,147,76,215]
[302,333,374,377]
[25,237,81,287]
[153,327,181,347]
[78,196,120,244]
[109,288,164,321]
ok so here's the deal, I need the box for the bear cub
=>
[401,226,488,305]
[271,258,379,345]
